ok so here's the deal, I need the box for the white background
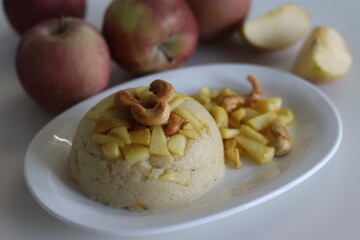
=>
[1,0,359,239]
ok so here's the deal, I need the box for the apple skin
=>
[16,17,111,112]
[293,27,352,83]
[185,0,251,41]
[102,0,198,75]
[3,0,86,35]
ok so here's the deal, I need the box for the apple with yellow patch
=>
[293,27,352,83]
[102,0,198,75]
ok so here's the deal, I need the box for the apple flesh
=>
[293,27,352,83]
[16,17,111,112]
[102,0,198,75]
[185,0,251,41]
[3,0,86,35]
[241,3,310,50]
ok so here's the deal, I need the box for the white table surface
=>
[1,0,359,239]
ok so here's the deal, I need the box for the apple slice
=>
[241,3,310,50]
[293,27,352,83]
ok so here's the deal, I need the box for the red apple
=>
[3,0,86,35]
[16,17,111,112]
[102,0,198,75]
[185,0,251,40]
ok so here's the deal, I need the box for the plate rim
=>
[23,63,343,236]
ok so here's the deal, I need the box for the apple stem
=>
[58,15,65,34]
[159,44,176,64]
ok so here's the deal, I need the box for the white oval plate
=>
[24,64,342,237]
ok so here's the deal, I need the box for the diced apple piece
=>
[86,96,116,120]
[241,3,310,50]
[159,171,187,185]
[230,107,246,122]
[236,135,275,165]
[168,134,187,156]
[224,138,237,150]
[129,128,151,146]
[225,148,242,169]
[293,26,352,83]
[100,109,124,119]
[203,101,216,111]
[134,86,154,101]
[173,108,203,131]
[210,89,219,99]
[242,107,261,122]
[121,144,150,166]
[182,120,193,130]
[193,86,211,105]
[228,117,242,128]
[101,143,121,160]
[220,128,240,139]
[109,126,131,145]
[147,168,164,180]
[255,97,282,113]
[276,108,295,125]
[217,87,236,98]
[149,126,170,156]
[239,125,268,145]
[169,94,187,111]
[179,129,200,140]
[210,106,228,128]
[91,133,125,147]
[94,118,131,133]
[246,111,277,131]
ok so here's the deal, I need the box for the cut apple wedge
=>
[241,3,310,50]
[293,26,352,83]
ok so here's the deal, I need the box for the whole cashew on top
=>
[115,79,175,126]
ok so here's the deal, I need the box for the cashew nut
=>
[217,95,246,113]
[268,123,291,156]
[130,100,172,126]
[245,75,263,107]
[115,80,175,126]
[149,79,175,102]
[164,113,184,136]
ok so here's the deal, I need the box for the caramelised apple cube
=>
[168,134,187,157]
[129,128,151,146]
[101,143,121,160]
[173,108,203,131]
[276,108,295,126]
[169,94,187,111]
[230,107,246,122]
[246,111,277,131]
[255,97,282,113]
[239,125,268,145]
[193,86,211,105]
[242,107,261,122]
[94,118,131,133]
[179,129,200,140]
[237,134,275,165]
[91,133,125,147]
[210,106,228,128]
[109,126,131,145]
[134,86,154,101]
[225,148,242,169]
[147,168,165,180]
[121,144,150,166]
[149,126,170,156]
[159,171,187,185]
[220,128,240,139]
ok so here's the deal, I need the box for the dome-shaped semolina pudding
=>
[68,80,224,211]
